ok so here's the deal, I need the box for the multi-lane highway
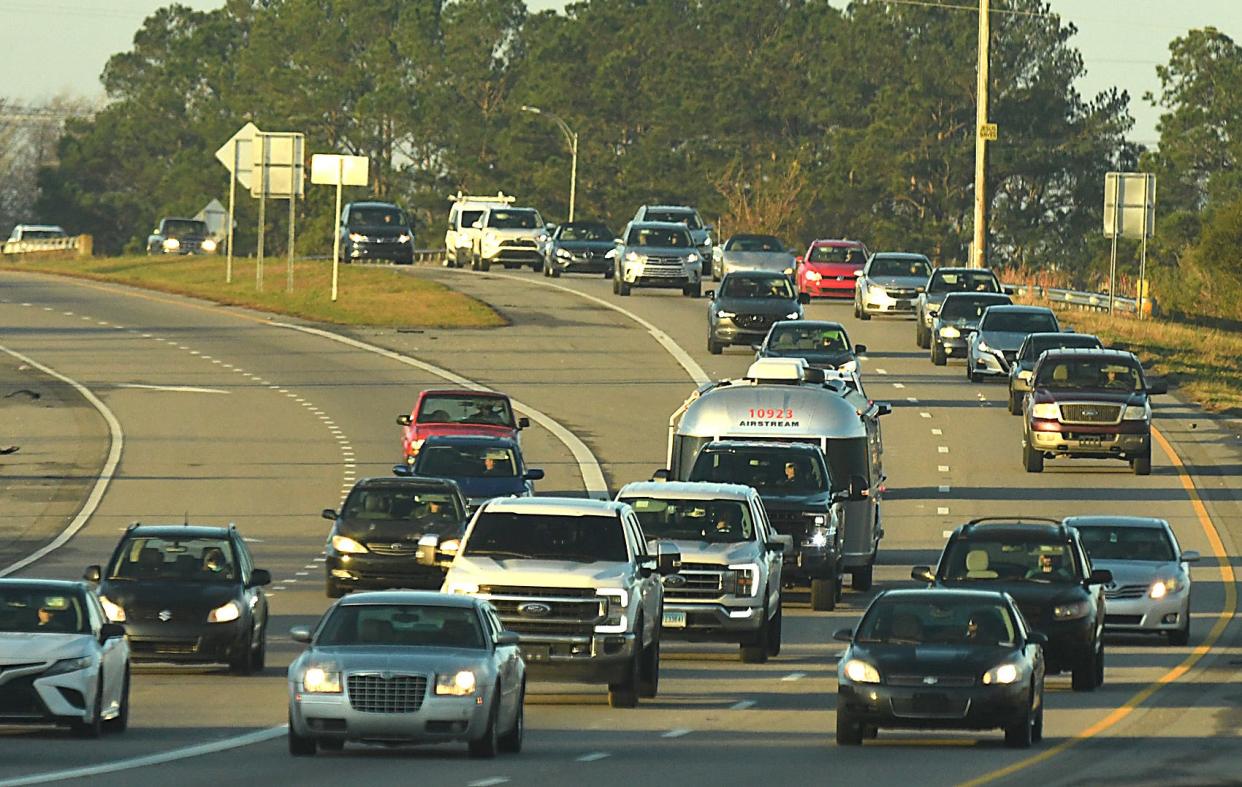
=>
[1,266,1240,786]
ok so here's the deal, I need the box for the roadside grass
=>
[0,255,505,329]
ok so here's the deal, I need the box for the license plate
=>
[662,611,687,628]
[913,693,949,713]
[1078,435,1104,444]
[520,645,551,662]
[895,300,912,308]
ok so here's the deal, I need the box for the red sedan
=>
[797,240,869,299]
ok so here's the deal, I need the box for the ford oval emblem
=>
[923,676,938,685]
[518,602,552,618]
[1083,408,1098,417]
[663,574,687,588]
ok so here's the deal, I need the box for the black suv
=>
[339,201,415,263]
[86,524,271,673]
[913,518,1111,691]
[322,476,469,597]
[706,271,809,355]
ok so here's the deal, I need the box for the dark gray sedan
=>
[707,271,808,354]
[288,592,525,758]
[542,221,615,278]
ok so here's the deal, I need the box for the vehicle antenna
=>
[184,511,189,526]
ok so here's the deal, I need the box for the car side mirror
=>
[321,508,337,520]
[1088,568,1113,585]
[396,414,412,426]
[848,475,869,501]
[290,626,313,644]
[524,468,545,481]
[496,631,520,647]
[916,286,925,293]
[768,534,793,553]
[249,569,272,587]
[833,627,854,643]
[1181,550,1200,563]
[911,565,935,583]
[853,269,863,277]
[84,565,101,583]
[1026,630,1049,646]
[651,468,671,482]
[797,292,811,305]
[656,542,681,576]
[1147,378,1168,395]
[517,416,530,429]
[471,220,483,229]
[614,238,624,244]
[704,289,715,299]
[874,402,892,417]
[100,623,125,642]
[854,344,867,355]
[416,534,440,567]
[392,464,414,477]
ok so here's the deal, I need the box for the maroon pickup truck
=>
[1022,348,1166,475]
[397,389,529,464]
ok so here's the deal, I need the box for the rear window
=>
[930,271,1000,293]
[869,257,930,278]
[463,512,628,562]
[981,311,1059,333]
[939,295,1012,320]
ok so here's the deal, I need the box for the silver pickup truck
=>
[616,481,790,663]
[427,497,679,708]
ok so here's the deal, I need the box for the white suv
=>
[470,205,548,272]
[444,192,514,269]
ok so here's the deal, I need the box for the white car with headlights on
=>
[1065,516,1198,645]
[287,591,525,757]
[0,579,130,737]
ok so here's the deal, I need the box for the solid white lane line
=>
[730,700,757,710]
[780,672,806,682]
[577,753,611,762]
[931,428,943,435]
[115,383,230,394]
[467,779,510,787]
[662,729,692,738]
[0,344,124,578]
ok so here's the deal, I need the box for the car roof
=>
[630,221,693,231]
[347,200,401,209]
[350,476,462,491]
[722,270,789,280]
[617,481,757,502]
[14,224,66,232]
[1037,347,1139,363]
[124,525,235,539]
[875,588,1011,603]
[870,252,930,259]
[480,496,627,517]
[808,239,865,247]
[980,304,1055,315]
[422,435,519,448]
[420,389,510,400]
[932,266,995,274]
[1062,515,1169,529]
[643,204,697,212]
[770,319,846,331]
[161,217,203,223]
[0,578,88,593]
[942,291,1011,301]
[1024,331,1098,343]
[955,519,1070,540]
[337,590,483,609]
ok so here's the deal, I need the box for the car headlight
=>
[728,563,761,598]
[556,248,573,259]
[625,251,642,263]
[207,600,242,623]
[397,233,411,243]
[1123,402,1151,421]
[716,310,736,319]
[596,587,628,634]
[302,667,342,694]
[1018,370,1034,381]
[407,438,425,457]
[840,359,858,373]
[1030,403,1060,420]
[435,670,477,696]
[704,236,713,246]
[1052,600,1090,620]
[330,534,368,554]
[1149,578,1179,599]
[982,662,1020,685]
[200,238,218,252]
[805,525,832,549]
[45,656,94,676]
[686,253,701,264]
[939,325,960,339]
[842,658,881,684]
[783,267,794,276]
[445,581,479,595]
[605,248,617,259]
[99,595,126,622]
[804,270,822,281]
[162,238,180,251]
[976,340,990,353]
[439,538,461,556]
[785,311,800,319]
[348,232,364,242]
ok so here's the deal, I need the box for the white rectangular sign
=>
[251,132,305,198]
[1104,172,1155,239]
[311,154,369,187]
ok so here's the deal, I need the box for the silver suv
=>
[616,481,791,663]
[430,497,679,708]
[611,221,703,297]
[632,204,714,261]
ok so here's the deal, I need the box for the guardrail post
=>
[77,235,93,258]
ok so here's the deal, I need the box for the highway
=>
[1,266,1240,786]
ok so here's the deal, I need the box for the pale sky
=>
[3,0,1239,146]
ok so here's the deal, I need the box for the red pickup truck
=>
[397,389,529,464]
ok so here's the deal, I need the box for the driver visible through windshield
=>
[722,275,796,299]
[942,538,1079,583]
[624,498,754,543]
[689,449,829,495]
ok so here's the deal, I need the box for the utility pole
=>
[520,106,579,222]
[972,0,991,268]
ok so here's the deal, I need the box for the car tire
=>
[708,338,723,355]
[1132,444,1152,476]
[967,364,980,383]
[468,693,501,758]
[618,278,631,296]
[1168,616,1191,646]
[810,576,836,612]
[73,679,104,739]
[479,257,491,272]
[683,282,701,298]
[836,709,864,746]
[325,580,344,599]
[852,565,873,591]
[1023,441,1044,473]
[1004,697,1034,748]
[638,633,660,698]
[1095,641,1105,687]
[551,266,561,278]
[916,321,929,349]
[250,630,267,672]
[103,665,129,733]
[766,604,782,658]
[740,602,770,664]
[1008,390,1023,415]
[1032,695,1044,743]
[857,302,870,321]
[288,712,317,757]
[229,638,256,676]
[498,680,525,753]
[1072,643,1099,692]
[608,642,642,709]
[601,269,611,279]
[931,341,946,366]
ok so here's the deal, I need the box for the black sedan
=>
[754,320,866,373]
[323,476,470,598]
[542,221,615,277]
[86,524,271,673]
[835,588,1046,747]
[706,271,809,354]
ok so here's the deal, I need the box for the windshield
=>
[349,206,406,226]
[108,536,238,582]
[981,311,1058,333]
[417,395,514,427]
[689,448,829,495]
[870,256,930,278]
[1034,359,1143,391]
[0,587,89,634]
[856,597,1017,646]
[941,538,1080,583]
[807,246,864,264]
[722,275,796,299]
[628,227,692,247]
[645,210,701,229]
[22,229,67,240]
[343,487,464,524]
[625,498,754,543]
[463,512,628,562]
[416,444,517,478]
[1021,334,1102,361]
[939,295,1011,321]
[929,270,1000,293]
[1077,525,1176,562]
[559,223,612,241]
[162,220,207,237]
[488,209,541,229]
[316,604,484,648]
[727,235,785,252]
[766,324,851,358]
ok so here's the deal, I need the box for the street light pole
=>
[521,105,578,222]
[972,0,990,269]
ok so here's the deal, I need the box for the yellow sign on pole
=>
[979,123,998,141]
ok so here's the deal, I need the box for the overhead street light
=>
[520,105,579,222]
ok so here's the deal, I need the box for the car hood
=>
[556,240,613,253]
[447,557,629,589]
[298,646,488,674]
[1032,389,1143,406]
[867,275,927,289]
[422,474,526,501]
[803,261,857,275]
[715,296,801,315]
[337,516,466,542]
[757,490,833,511]
[650,540,758,565]
[412,423,517,440]
[0,633,94,663]
[722,250,794,266]
[977,331,1034,352]
[98,580,238,611]
[485,228,542,241]
[849,642,1014,678]
[1088,560,1177,585]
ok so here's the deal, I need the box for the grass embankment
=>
[1061,310,1242,416]
[0,255,504,329]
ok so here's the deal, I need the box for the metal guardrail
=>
[2,236,85,255]
[1004,283,1139,314]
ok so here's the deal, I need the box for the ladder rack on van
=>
[448,191,516,205]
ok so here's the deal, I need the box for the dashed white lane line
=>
[577,752,611,762]
[939,485,951,493]
[892,382,906,389]
[875,368,888,375]
[115,383,230,394]
[920,412,932,418]
[467,779,510,787]
[931,428,943,435]
[937,507,951,515]
[730,700,757,710]
[662,729,692,739]
[938,446,950,453]
[313,557,326,563]
[780,672,807,682]
[906,397,918,403]
[939,465,950,472]
[295,572,309,577]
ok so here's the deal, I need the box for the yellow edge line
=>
[958,425,1237,787]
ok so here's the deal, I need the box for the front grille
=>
[0,675,42,716]
[890,695,970,719]
[365,541,421,556]
[347,674,427,714]
[885,288,918,299]
[735,314,775,331]
[766,510,811,538]
[508,239,538,249]
[1060,403,1123,424]
[1105,584,1149,600]
[887,674,977,688]
[479,586,596,598]
[130,638,200,656]
[665,562,724,600]
[481,585,603,637]
[1106,614,1143,625]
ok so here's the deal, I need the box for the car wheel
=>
[857,302,870,321]
[1004,696,1034,748]
[551,266,561,278]
[288,711,317,757]
[967,363,980,383]
[851,565,873,592]
[707,338,723,355]
[931,341,946,366]
[836,709,864,746]
[73,678,104,738]
[638,633,660,698]
[229,637,256,675]
[608,639,642,708]
[1031,693,1044,743]
[1132,444,1152,476]
[542,261,550,277]
[617,278,631,296]
[479,257,491,272]
[531,262,543,273]
[250,629,267,672]
[1071,643,1099,692]
[766,604,782,658]
[468,692,501,758]
[1094,641,1105,687]
[103,665,129,733]
[740,602,770,664]
[1008,390,1023,415]
[916,321,928,349]
[325,580,344,599]
[601,269,611,279]
[498,679,525,753]
[810,576,836,612]
[1168,616,1191,646]
[1023,440,1045,473]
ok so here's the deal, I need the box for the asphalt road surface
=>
[1,266,1239,787]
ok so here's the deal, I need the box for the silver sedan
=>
[1065,516,1199,645]
[711,234,795,280]
[287,591,525,757]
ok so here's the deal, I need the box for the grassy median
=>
[0,254,504,329]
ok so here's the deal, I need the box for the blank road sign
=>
[252,132,305,198]
[1104,172,1155,239]
[311,154,369,187]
